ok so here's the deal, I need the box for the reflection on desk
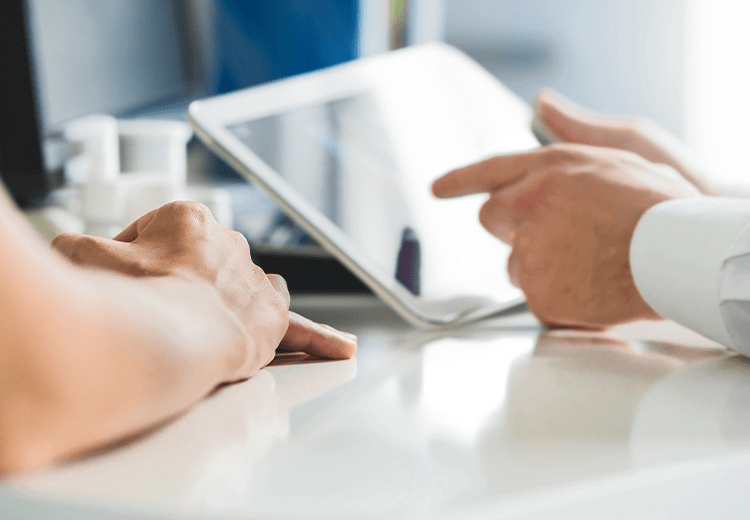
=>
[5,297,750,519]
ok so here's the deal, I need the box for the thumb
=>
[51,232,107,264]
[535,89,623,147]
[51,232,139,272]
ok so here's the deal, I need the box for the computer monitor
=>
[0,0,49,207]
[29,0,203,128]
[0,0,204,207]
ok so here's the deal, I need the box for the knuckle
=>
[542,142,571,160]
[619,118,655,147]
[626,118,653,136]
[268,296,290,337]
[228,229,250,250]
[162,200,215,226]
[250,262,267,282]
[267,273,289,296]
[545,142,569,154]
[538,143,580,169]
[536,172,564,193]
[76,234,101,254]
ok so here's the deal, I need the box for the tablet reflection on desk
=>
[472,330,740,502]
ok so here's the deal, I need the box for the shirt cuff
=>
[630,197,750,347]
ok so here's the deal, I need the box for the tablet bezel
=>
[188,43,529,328]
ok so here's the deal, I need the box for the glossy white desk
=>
[3,295,750,519]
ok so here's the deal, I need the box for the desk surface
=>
[3,296,750,519]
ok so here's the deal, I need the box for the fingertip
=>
[431,176,447,198]
[50,232,79,257]
[50,231,72,249]
[535,90,565,125]
[283,312,357,360]
[341,339,357,359]
[337,330,359,342]
[431,170,452,193]
[535,90,592,145]
[534,88,556,110]
[431,178,440,197]
[432,169,462,199]
[536,89,572,109]
[314,323,357,360]
[320,324,358,357]
[333,333,358,359]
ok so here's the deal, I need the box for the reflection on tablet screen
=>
[228,94,423,296]
[192,44,539,325]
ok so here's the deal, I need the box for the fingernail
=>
[331,328,357,345]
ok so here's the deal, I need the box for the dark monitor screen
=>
[0,0,48,207]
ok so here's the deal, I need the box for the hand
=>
[432,144,698,328]
[52,202,355,378]
[536,90,719,196]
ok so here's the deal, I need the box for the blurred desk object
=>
[4,295,750,519]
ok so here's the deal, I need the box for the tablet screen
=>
[228,94,426,294]
[211,45,540,318]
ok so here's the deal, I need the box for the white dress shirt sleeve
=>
[630,197,750,352]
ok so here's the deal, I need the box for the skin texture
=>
[51,203,357,366]
[432,90,706,328]
[534,90,718,196]
[0,196,355,474]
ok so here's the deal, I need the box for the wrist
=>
[140,272,253,384]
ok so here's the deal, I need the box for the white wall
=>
[685,0,750,185]
[444,0,687,137]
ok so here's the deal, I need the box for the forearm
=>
[0,185,253,473]
[0,264,250,473]
[0,189,351,474]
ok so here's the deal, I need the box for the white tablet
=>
[188,42,539,328]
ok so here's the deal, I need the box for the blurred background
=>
[443,0,750,188]
[3,0,749,289]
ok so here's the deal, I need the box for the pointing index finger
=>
[431,152,534,198]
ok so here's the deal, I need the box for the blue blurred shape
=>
[215,0,359,93]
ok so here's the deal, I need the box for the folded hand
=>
[52,201,356,381]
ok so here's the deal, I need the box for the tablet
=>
[188,42,539,328]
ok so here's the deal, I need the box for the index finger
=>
[432,152,534,198]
